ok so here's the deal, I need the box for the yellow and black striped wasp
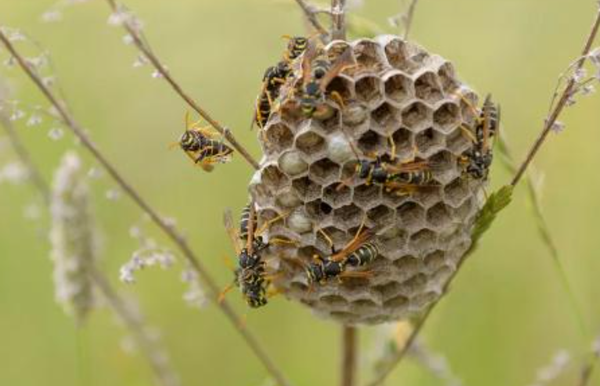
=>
[222,203,295,308]
[298,38,356,117]
[458,94,500,180]
[175,112,233,172]
[306,222,379,285]
[252,36,311,129]
[223,204,270,308]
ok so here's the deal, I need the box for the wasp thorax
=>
[250,35,490,324]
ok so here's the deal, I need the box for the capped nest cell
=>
[249,35,487,325]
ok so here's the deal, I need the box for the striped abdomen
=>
[346,243,379,267]
[239,203,257,242]
[195,138,233,163]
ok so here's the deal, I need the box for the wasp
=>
[283,35,310,62]
[223,204,269,308]
[306,223,378,285]
[459,94,500,180]
[175,112,233,172]
[223,204,295,308]
[298,39,356,117]
[254,61,293,129]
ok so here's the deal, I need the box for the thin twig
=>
[103,0,259,170]
[331,0,347,40]
[511,7,600,187]
[497,134,589,340]
[90,268,180,386]
[0,30,291,386]
[341,325,358,386]
[293,0,329,37]
[403,0,419,40]
[0,114,51,204]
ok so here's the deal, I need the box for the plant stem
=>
[104,0,259,170]
[0,114,51,204]
[90,268,180,386]
[0,30,291,386]
[331,0,347,40]
[403,0,419,40]
[341,325,358,386]
[293,0,329,37]
[511,7,600,187]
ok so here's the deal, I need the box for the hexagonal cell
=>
[292,176,322,201]
[446,127,472,155]
[415,127,444,156]
[319,106,342,133]
[378,227,407,256]
[410,291,438,310]
[264,122,294,153]
[384,72,413,105]
[391,254,420,273]
[423,250,446,272]
[275,189,302,208]
[443,178,470,207]
[333,204,363,229]
[414,72,444,104]
[391,127,413,158]
[342,102,368,127]
[371,102,400,129]
[384,38,410,71]
[278,150,308,176]
[455,87,480,126]
[326,75,354,105]
[409,228,438,251]
[309,158,341,185]
[295,130,326,156]
[353,40,386,71]
[327,133,355,165]
[353,183,382,209]
[358,130,384,154]
[322,183,352,208]
[261,164,289,192]
[297,245,322,261]
[426,202,452,228]
[381,189,411,208]
[259,208,287,232]
[383,293,410,309]
[287,209,313,234]
[305,199,333,221]
[401,102,432,132]
[437,62,459,93]
[397,201,425,226]
[367,204,395,227]
[401,273,428,295]
[433,102,460,133]
[410,186,443,209]
[355,75,383,105]
[320,294,349,309]
[319,226,347,251]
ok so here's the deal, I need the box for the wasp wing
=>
[383,160,430,173]
[223,208,242,256]
[319,47,356,91]
[331,228,373,262]
[301,38,320,86]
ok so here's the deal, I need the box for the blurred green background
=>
[1,0,600,385]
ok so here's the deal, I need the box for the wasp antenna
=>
[185,111,192,131]
[167,141,180,150]
[281,34,293,40]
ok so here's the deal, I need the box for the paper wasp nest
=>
[249,35,485,325]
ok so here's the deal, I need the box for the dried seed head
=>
[250,36,487,324]
[50,151,98,325]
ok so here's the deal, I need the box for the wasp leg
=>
[255,211,290,237]
[329,90,346,109]
[343,218,367,250]
[269,237,299,247]
[218,282,235,304]
[388,135,397,161]
[317,228,336,253]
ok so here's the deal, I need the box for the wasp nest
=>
[249,35,485,325]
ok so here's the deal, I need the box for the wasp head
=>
[356,160,372,179]
[179,130,200,152]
